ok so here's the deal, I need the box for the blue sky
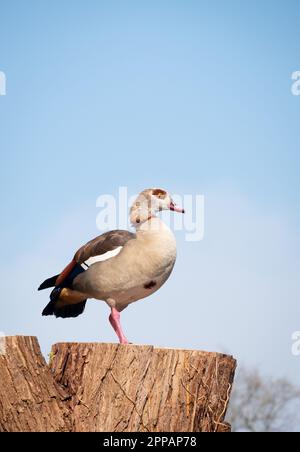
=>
[0,1,299,384]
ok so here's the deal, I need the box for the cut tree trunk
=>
[0,336,70,432]
[0,336,236,432]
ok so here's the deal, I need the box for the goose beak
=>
[169,202,185,214]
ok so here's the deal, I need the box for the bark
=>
[0,336,236,432]
[0,336,70,432]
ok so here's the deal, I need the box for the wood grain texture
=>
[0,336,70,432]
[50,343,236,432]
[0,337,236,432]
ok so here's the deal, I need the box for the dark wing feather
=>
[39,230,136,291]
[38,274,60,291]
[74,230,136,264]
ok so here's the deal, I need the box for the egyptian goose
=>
[39,188,184,344]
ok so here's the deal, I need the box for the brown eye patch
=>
[152,188,167,199]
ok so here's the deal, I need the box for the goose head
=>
[130,188,184,226]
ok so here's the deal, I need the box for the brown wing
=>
[54,230,136,287]
[74,230,136,264]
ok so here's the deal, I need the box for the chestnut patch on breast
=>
[144,280,157,289]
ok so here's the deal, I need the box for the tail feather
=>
[38,274,59,291]
[42,298,87,318]
[40,263,87,319]
[42,299,56,316]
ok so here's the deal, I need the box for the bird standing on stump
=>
[39,188,185,344]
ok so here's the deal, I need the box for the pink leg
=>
[109,307,129,344]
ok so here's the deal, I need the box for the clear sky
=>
[0,1,299,384]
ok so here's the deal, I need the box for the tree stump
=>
[0,336,70,432]
[0,336,236,432]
